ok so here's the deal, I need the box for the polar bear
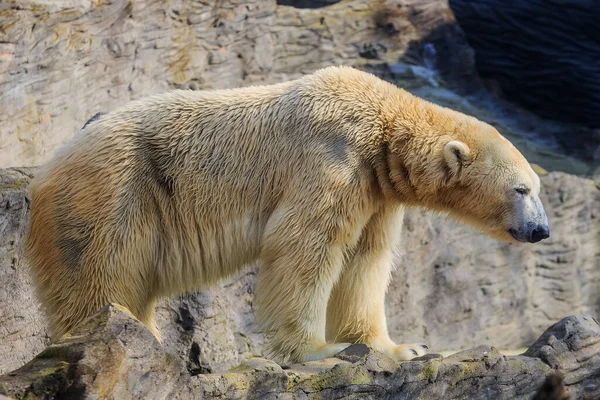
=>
[26,66,549,363]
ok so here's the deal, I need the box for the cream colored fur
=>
[26,66,543,363]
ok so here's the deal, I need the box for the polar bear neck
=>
[376,89,487,206]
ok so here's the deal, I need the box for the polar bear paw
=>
[392,343,429,360]
[304,342,352,361]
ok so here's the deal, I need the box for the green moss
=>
[22,361,70,399]
[0,178,30,191]
[292,365,372,393]
[228,364,253,373]
[506,357,527,371]
[307,372,339,392]
[285,372,302,391]
[420,361,439,381]
[448,365,466,387]
[447,362,484,387]
[35,345,70,361]
[35,362,69,378]
[221,373,251,391]
[349,368,371,385]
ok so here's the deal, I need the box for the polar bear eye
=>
[514,187,529,196]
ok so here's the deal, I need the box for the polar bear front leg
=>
[326,207,429,361]
[256,210,349,363]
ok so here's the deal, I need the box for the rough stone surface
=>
[0,168,50,375]
[0,304,184,400]
[450,0,600,129]
[523,315,600,400]
[335,344,372,363]
[0,0,470,168]
[155,273,265,375]
[1,167,598,376]
[1,306,598,399]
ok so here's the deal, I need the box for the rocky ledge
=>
[0,305,598,399]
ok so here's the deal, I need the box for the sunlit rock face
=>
[0,0,467,169]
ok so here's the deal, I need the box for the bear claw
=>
[391,343,430,360]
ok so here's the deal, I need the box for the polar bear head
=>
[388,110,549,244]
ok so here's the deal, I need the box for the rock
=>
[0,168,49,375]
[1,167,599,377]
[156,289,244,375]
[0,304,185,399]
[363,350,399,374]
[0,0,470,168]
[154,269,265,375]
[450,0,600,129]
[334,344,372,363]
[1,307,598,399]
[523,315,600,399]
[238,357,284,373]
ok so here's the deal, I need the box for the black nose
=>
[529,225,550,243]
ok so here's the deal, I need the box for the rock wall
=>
[0,0,472,168]
[450,0,600,128]
[0,168,47,376]
[1,167,598,375]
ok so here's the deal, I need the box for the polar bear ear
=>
[444,140,471,174]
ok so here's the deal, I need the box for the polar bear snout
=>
[529,224,550,243]
[510,223,550,243]
[508,194,550,243]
